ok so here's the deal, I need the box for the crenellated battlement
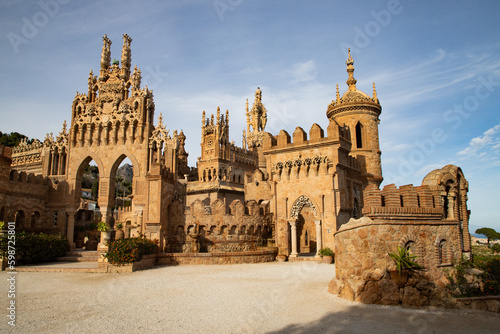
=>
[263,121,351,151]
[362,183,443,218]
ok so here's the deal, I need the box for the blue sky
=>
[1,0,499,232]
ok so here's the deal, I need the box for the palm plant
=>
[388,246,423,276]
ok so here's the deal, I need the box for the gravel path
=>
[1,262,499,333]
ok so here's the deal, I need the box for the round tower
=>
[326,49,383,186]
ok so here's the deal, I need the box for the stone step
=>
[54,251,101,262]
[289,255,320,262]
[66,251,99,257]
[55,256,100,262]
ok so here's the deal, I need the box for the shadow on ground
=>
[265,303,500,334]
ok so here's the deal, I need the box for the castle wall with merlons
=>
[164,198,273,253]
[245,121,366,255]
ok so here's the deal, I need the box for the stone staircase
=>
[289,254,320,262]
[55,250,101,263]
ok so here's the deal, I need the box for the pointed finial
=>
[346,48,357,91]
[217,106,221,123]
[372,82,377,100]
[246,99,249,113]
[226,109,229,123]
[202,110,206,126]
[158,113,164,127]
[336,84,340,103]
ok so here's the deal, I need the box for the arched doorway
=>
[15,210,26,231]
[297,206,316,254]
[289,195,321,259]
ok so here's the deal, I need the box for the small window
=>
[355,122,363,149]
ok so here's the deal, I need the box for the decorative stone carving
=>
[290,195,317,219]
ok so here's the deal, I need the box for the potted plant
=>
[97,221,111,245]
[388,246,423,287]
[115,223,124,240]
[318,247,334,264]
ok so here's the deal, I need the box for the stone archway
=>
[288,195,322,259]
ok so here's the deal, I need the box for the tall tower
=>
[200,107,230,161]
[326,50,383,186]
[245,87,268,149]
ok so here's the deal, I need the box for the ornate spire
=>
[100,35,112,70]
[372,82,377,100]
[346,48,357,91]
[202,110,206,126]
[336,84,340,103]
[157,113,164,128]
[217,106,221,124]
[120,34,132,81]
[226,109,229,124]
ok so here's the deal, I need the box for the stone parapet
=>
[157,247,278,265]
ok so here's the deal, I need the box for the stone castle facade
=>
[1,36,471,278]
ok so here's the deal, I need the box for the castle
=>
[0,35,471,276]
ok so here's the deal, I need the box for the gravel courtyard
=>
[1,262,499,333]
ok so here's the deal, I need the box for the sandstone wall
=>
[335,217,460,282]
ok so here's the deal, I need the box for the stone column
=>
[315,220,322,259]
[447,193,455,219]
[66,209,76,251]
[289,219,298,259]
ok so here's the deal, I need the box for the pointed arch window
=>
[355,122,363,148]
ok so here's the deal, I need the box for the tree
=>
[475,227,500,245]
[91,179,99,201]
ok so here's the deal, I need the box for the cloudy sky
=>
[1,0,499,232]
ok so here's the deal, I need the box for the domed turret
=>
[327,49,383,186]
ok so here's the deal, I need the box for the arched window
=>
[355,122,363,149]
[438,240,447,264]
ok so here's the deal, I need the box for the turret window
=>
[355,122,363,148]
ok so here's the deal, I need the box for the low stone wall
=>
[157,247,278,265]
[455,296,500,313]
[99,254,157,273]
[334,217,460,283]
[328,268,457,308]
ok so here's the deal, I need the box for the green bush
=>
[491,244,500,254]
[447,256,500,297]
[318,247,334,256]
[0,232,69,265]
[104,237,158,265]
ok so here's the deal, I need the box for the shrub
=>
[491,244,500,254]
[0,232,69,265]
[447,256,500,297]
[104,237,158,265]
[97,222,109,232]
[318,247,334,256]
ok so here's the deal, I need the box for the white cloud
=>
[457,124,500,159]
[289,60,317,83]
